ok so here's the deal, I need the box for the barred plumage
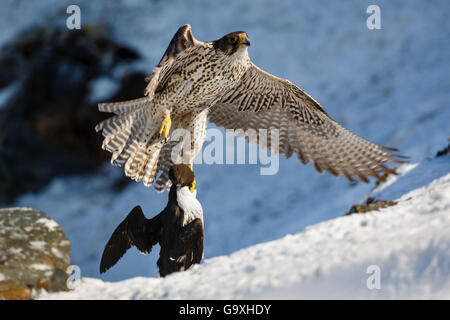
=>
[96,24,406,192]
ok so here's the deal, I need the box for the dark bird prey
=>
[95,24,406,191]
[100,164,204,277]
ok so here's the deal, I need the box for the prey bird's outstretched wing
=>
[100,206,161,273]
[209,63,407,183]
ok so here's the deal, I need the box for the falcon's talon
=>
[189,164,195,192]
[190,179,196,193]
[159,115,172,140]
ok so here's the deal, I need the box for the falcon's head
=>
[213,31,250,55]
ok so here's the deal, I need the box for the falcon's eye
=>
[228,36,238,44]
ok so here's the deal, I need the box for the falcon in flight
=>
[95,24,405,191]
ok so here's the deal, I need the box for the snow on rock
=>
[38,156,450,299]
[0,208,71,299]
[35,218,60,232]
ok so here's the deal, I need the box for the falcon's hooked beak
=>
[239,34,250,47]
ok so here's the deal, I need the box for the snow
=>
[0,207,33,212]
[51,247,66,260]
[30,264,53,271]
[9,248,23,255]
[29,241,47,250]
[35,218,60,232]
[38,156,450,299]
[0,0,448,299]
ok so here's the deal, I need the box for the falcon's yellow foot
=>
[159,114,172,140]
[189,164,196,192]
[190,179,196,193]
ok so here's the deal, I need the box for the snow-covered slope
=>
[38,155,450,299]
[2,0,449,296]
[8,0,450,283]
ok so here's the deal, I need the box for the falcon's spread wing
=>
[100,206,161,273]
[97,24,197,116]
[95,25,201,188]
[144,24,199,99]
[209,63,407,182]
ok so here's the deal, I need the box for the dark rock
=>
[0,26,147,203]
[436,138,450,157]
[0,208,71,299]
[345,197,397,216]
[375,166,398,186]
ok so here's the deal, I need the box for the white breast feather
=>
[176,186,203,226]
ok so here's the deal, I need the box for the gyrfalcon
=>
[95,24,406,191]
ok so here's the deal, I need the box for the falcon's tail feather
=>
[96,99,166,187]
[154,138,181,192]
[154,117,195,193]
[98,97,152,115]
